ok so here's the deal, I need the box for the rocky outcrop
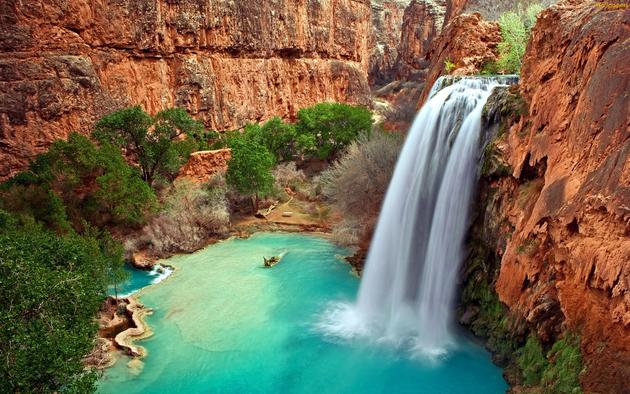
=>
[395,0,446,81]
[0,0,373,179]
[443,0,468,27]
[177,148,231,183]
[417,12,501,105]
[369,0,411,86]
[463,1,629,391]
[369,0,446,85]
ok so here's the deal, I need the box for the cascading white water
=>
[319,76,517,356]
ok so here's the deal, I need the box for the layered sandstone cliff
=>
[463,1,629,391]
[0,0,373,179]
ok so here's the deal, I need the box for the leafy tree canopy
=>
[244,117,298,162]
[496,4,544,74]
[93,106,206,186]
[296,103,373,160]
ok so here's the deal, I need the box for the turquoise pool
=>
[99,233,506,394]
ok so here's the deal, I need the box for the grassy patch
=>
[542,335,584,393]
[517,336,548,385]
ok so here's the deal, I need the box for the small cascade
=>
[319,76,517,356]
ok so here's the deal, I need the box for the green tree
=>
[0,211,123,393]
[496,4,544,74]
[0,133,157,230]
[245,117,298,162]
[94,106,205,186]
[225,137,275,212]
[296,103,373,160]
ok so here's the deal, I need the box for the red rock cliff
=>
[485,1,629,391]
[0,0,373,179]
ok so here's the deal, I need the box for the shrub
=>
[542,335,583,393]
[444,59,456,74]
[273,162,306,191]
[320,131,403,245]
[496,4,544,74]
[94,106,205,186]
[143,177,230,255]
[0,211,123,393]
[331,219,362,247]
[321,131,402,220]
[296,103,373,160]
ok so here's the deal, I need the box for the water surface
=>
[99,233,506,394]
[107,264,173,298]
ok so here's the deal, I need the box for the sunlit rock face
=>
[0,0,373,179]
[177,149,231,184]
[494,2,630,391]
[417,12,501,106]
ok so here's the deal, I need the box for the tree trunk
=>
[252,194,260,214]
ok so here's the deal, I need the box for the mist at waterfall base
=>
[318,76,516,358]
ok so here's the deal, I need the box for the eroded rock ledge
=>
[88,296,153,370]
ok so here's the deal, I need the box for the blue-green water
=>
[107,264,173,298]
[99,233,506,394]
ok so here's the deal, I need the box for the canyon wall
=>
[0,0,373,179]
[369,0,446,85]
[497,1,630,390]
[462,1,629,391]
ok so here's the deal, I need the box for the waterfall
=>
[319,76,517,356]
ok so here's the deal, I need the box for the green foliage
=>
[94,106,205,186]
[0,133,157,230]
[0,211,123,393]
[245,117,298,162]
[542,335,583,393]
[226,136,275,210]
[516,333,583,392]
[496,4,544,74]
[205,103,373,163]
[517,336,549,386]
[444,59,456,74]
[480,60,498,75]
[296,103,373,160]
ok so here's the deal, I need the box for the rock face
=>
[396,0,446,81]
[417,12,501,105]
[369,0,446,85]
[471,1,629,391]
[369,0,411,86]
[177,149,230,183]
[0,0,373,179]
